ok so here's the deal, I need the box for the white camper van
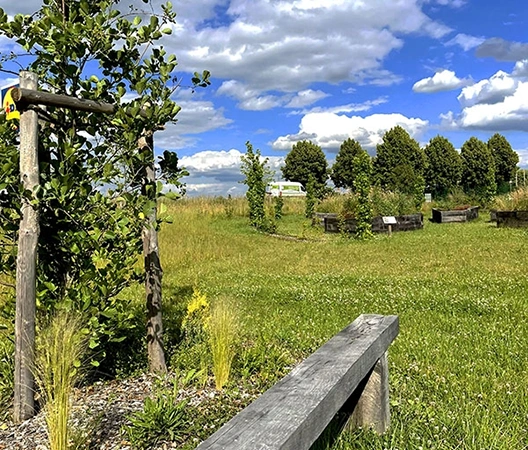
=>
[266,181,306,197]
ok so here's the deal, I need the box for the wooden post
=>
[13,71,40,422]
[348,351,390,434]
[139,132,167,373]
[388,224,392,237]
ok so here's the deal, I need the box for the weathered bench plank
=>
[196,314,399,450]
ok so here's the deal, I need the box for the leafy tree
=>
[240,141,272,230]
[352,149,373,240]
[282,140,328,194]
[0,0,208,382]
[373,126,426,195]
[424,135,462,198]
[331,138,366,190]
[488,133,519,192]
[461,137,496,201]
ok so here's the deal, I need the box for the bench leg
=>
[347,351,390,434]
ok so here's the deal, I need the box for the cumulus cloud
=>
[413,69,472,93]
[154,99,232,149]
[445,33,485,51]
[441,69,528,131]
[512,60,528,78]
[166,0,451,95]
[476,38,528,61]
[457,71,518,108]
[180,149,284,196]
[272,112,428,152]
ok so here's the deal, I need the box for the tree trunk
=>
[14,71,40,422]
[139,133,167,373]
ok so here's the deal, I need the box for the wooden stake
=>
[14,71,40,422]
[139,133,167,374]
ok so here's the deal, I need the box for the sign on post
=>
[382,216,397,237]
[1,83,20,120]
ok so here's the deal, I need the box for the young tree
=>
[488,133,519,192]
[373,126,426,195]
[282,140,328,194]
[424,135,462,198]
[0,0,208,418]
[240,141,270,230]
[331,138,366,190]
[461,137,496,201]
[352,149,373,240]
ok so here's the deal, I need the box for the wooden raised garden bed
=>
[321,213,423,234]
[495,210,528,228]
[431,206,479,223]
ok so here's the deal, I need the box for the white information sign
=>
[382,216,397,225]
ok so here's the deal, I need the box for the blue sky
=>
[1,0,528,196]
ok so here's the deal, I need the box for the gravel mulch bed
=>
[0,374,258,450]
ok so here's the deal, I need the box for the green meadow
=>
[157,197,527,450]
[1,196,527,449]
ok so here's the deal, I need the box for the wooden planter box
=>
[496,210,528,228]
[431,206,479,223]
[322,213,423,234]
[490,209,497,222]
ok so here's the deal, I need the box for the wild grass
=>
[34,310,86,450]
[155,196,527,449]
[208,299,238,390]
[491,186,528,211]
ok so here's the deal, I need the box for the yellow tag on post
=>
[3,88,20,120]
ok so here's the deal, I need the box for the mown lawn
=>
[157,198,527,450]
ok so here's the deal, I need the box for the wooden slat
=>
[196,314,399,450]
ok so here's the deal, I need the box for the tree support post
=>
[139,132,167,373]
[14,71,40,422]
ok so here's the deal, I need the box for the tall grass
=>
[492,186,528,211]
[34,310,86,450]
[208,299,238,390]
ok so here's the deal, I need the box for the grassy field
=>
[155,197,527,450]
[1,196,527,449]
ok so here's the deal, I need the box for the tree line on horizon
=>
[280,126,520,202]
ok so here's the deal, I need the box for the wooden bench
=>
[196,314,399,450]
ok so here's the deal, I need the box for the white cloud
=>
[445,33,485,51]
[288,97,388,116]
[413,69,472,93]
[272,112,429,152]
[441,68,528,131]
[457,70,518,108]
[179,149,284,196]
[476,38,528,62]
[513,60,528,78]
[168,0,452,95]
[284,89,329,108]
[445,82,528,131]
[153,99,232,149]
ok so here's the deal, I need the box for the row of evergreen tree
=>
[281,126,519,200]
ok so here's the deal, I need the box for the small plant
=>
[208,299,238,390]
[123,392,191,449]
[274,194,284,219]
[34,310,86,450]
[352,150,374,240]
[182,287,210,342]
[305,175,318,219]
